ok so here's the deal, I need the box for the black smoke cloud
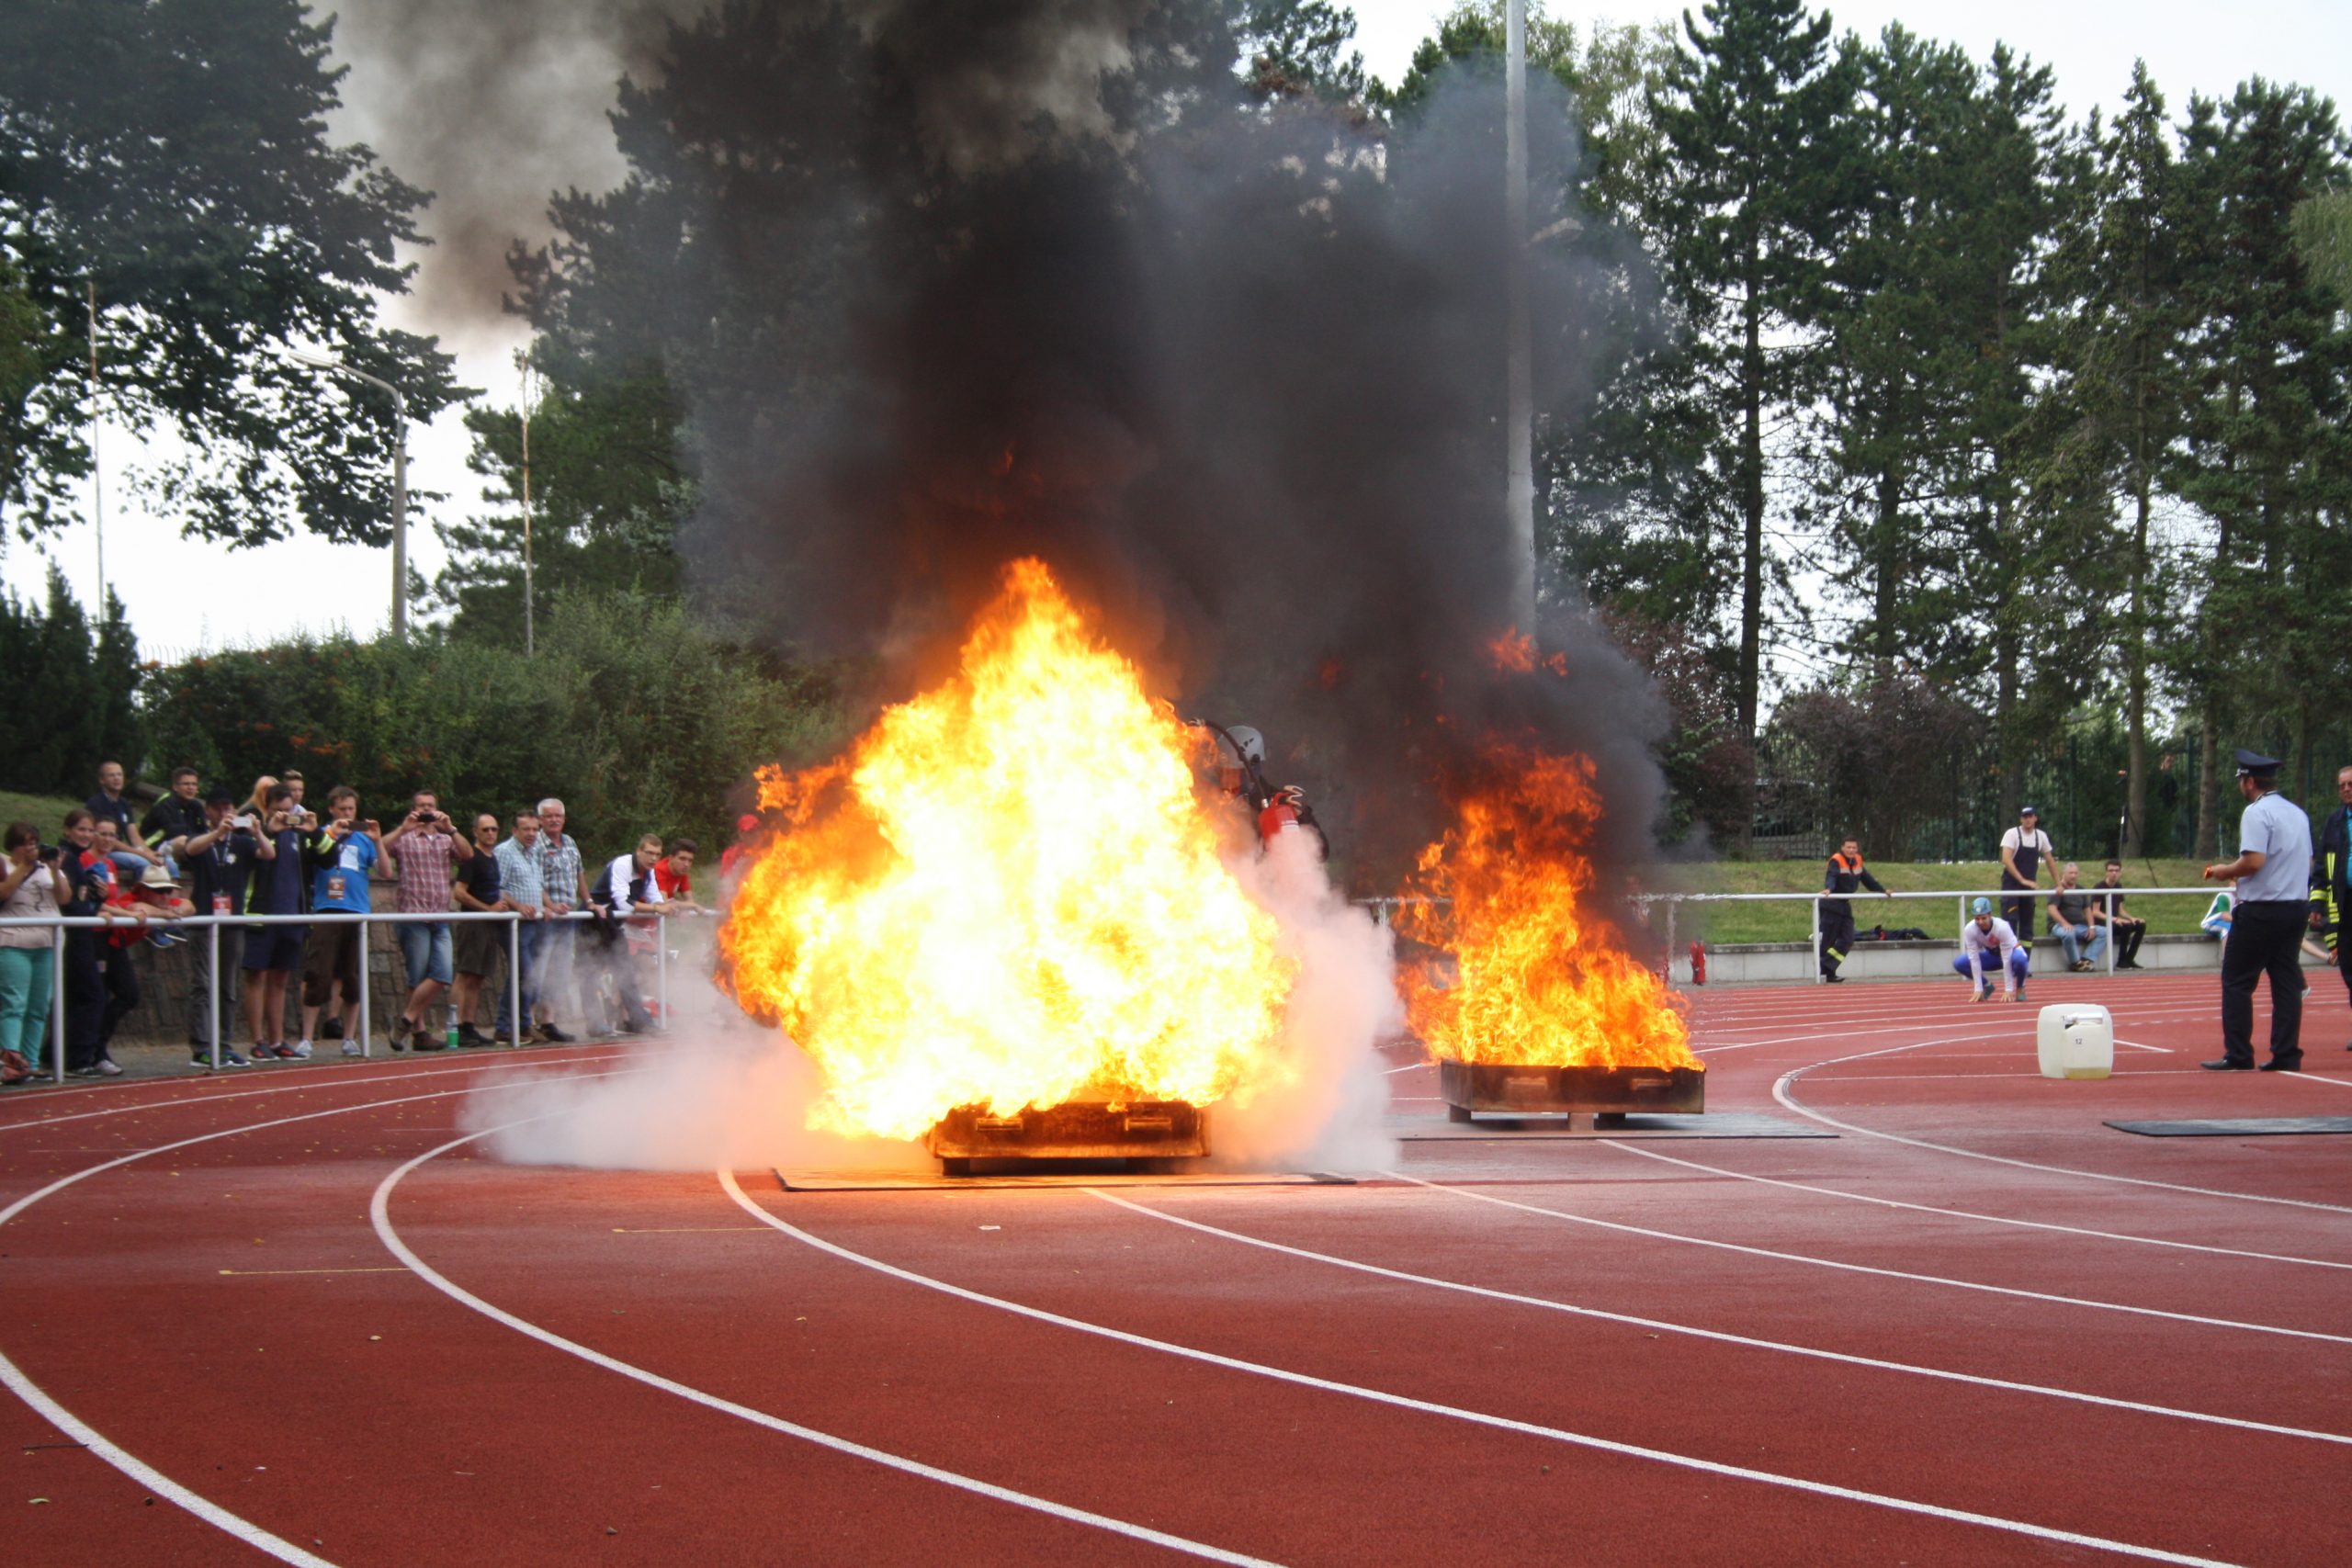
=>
[367,0,1676,891]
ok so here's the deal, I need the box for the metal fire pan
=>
[924,1100,1208,1174]
[1437,1059,1704,1122]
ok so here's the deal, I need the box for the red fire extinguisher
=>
[1689,941,1707,986]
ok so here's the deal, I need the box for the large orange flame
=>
[1397,744,1696,1069]
[720,558,1296,1140]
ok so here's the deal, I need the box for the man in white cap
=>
[2201,749,2312,1071]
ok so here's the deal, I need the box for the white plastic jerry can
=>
[2036,1004,2115,1080]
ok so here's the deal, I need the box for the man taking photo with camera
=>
[382,789,473,1052]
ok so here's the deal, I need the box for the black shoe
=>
[2258,1058,2302,1072]
[322,1017,344,1040]
[456,1024,488,1049]
[387,1020,409,1052]
[537,1024,575,1043]
[1822,974,1844,984]
[2200,1058,2255,1071]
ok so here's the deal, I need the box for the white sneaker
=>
[285,1041,313,1060]
[338,1040,361,1057]
[96,1059,124,1077]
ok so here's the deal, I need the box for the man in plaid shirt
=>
[532,796,590,1043]
[381,789,473,1051]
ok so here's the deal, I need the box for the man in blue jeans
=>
[492,811,549,1044]
[2044,863,2109,972]
[381,789,472,1051]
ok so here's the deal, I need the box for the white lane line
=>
[2281,1072,2352,1092]
[1804,1070,2204,1081]
[1382,1061,1427,1075]
[1385,1174,2352,1345]
[1590,1140,2352,1271]
[1084,1189,2351,1447]
[2109,1038,2177,1055]
[1698,999,2220,1056]
[1690,993,2222,1038]
[0,1050,619,1134]
[368,1133,1282,1568]
[0,1073,629,1568]
[1773,1042,2352,1215]
[718,1173,2252,1568]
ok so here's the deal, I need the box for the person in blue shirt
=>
[300,786,381,1056]
[2200,750,2313,1071]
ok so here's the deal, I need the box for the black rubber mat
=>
[2106,1117,2352,1137]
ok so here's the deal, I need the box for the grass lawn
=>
[1640,859,2226,946]
[0,790,83,836]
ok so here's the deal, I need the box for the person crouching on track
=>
[1818,836,1889,983]
[1954,897,2031,1003]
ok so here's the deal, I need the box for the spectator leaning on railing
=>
[448,811,508,1047]
[181,788,267,1066]
[493,811,548,1045]
[654,838,710,912]
[531,798,588,1043]
[381,789,471,1053]
[588,833,664,1036]
[0,822,61,1082]
[72,816,161,1074]
[300,786,379,1058]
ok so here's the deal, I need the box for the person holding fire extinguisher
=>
[1819,835,1890,983]
[1200,722,1328,860]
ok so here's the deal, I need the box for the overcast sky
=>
[10,0,2346,656]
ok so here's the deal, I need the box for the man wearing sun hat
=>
[2201,749,2312,1071]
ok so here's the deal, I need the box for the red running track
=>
[4,970,2349,1566]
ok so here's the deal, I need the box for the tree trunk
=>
[2194,700,2221,861]
[2123,392,2150,859]
[1736,265,1766,750]
[1872,463,1900,682]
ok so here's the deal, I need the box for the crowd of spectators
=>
[0,761,712,1081]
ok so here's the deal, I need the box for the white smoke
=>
[471,832,1397,1174]
[1208,828,1401,1171]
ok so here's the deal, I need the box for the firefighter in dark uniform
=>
[2308,762,2352,1044]
[2202,749,2313,1072]
[1818,836,1890,983]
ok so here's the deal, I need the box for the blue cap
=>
[2018,805,2039,816]
[1972,897,1992,915]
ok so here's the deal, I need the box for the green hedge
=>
[141,591,845,864]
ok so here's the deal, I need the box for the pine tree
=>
[2051,62,2192,855]
[1812,26,1980,680]
[2168,80,2352,849]
[1647,0,1857,785]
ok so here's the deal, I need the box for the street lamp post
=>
[288,351,409,639]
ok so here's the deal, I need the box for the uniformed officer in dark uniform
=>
[2202,750,2313,1072]
[2307,762,2352,1045]
[1818,835,1888,983]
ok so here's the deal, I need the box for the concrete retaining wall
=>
[1675,931,2246,987]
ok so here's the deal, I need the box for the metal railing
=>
[0,907,702,1086]
[1622,886,2231,984]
